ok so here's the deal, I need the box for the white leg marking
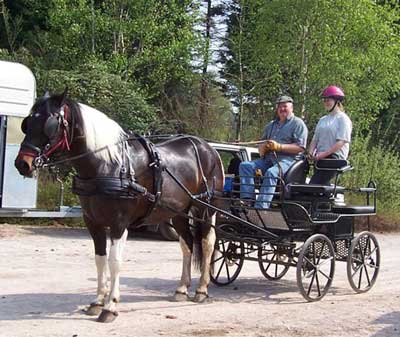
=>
[197,213,216,294]
[176,236,192,294]
[104,229,128,312]
[94,254,108,305]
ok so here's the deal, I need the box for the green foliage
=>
[341,131,400,219]
[224,0,400,139]
[35,66,156,132]
[37,170,78,210]
[156,74,233,140]
[37,0,198,100]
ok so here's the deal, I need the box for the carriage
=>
[14,88,380,322]
[209,155,379,302]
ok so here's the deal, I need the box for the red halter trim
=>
[42,105,72,158]
[43,129,71,157]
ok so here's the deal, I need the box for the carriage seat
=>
[286,183,345,198]
[331,205,376,215]
[315,159,352,172]
[282,155,309,184]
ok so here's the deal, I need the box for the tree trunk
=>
[198,0,212,135]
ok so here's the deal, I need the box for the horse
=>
[14,89,224,323]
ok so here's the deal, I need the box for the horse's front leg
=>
[86,224,109,316]
[98,228,128,323]
[194,213,216,303]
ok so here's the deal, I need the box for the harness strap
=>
[136,134,163,205]
[72,176,156,202]
[187,137,212,201]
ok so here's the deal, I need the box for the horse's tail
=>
[192,207,203,271]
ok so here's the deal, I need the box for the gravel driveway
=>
[0,224,399,337]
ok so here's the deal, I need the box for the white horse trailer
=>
[0,60,81,218]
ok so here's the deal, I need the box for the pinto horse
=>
[14,90,224,322]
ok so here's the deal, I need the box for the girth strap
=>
[72,176,156,201]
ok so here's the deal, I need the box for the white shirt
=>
[312,110,352,159]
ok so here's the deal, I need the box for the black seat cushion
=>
[315,159,349,169]
[283,156,309,184]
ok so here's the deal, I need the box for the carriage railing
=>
[220,171,377,234]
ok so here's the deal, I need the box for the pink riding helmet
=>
[321,85,345,101]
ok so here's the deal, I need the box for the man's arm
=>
[264,140,304,154]
[280,143,305,154]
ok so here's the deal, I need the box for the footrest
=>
[241,209,288,230]
[332,205,376,215]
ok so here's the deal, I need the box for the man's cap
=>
[276,95,293,104]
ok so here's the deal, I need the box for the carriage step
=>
[241,209,288,230]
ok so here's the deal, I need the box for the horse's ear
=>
[60,87,68,105]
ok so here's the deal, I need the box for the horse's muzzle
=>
[15,154,35,177]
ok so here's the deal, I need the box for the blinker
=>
[43,114,61,139]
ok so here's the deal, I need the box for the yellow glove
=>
[258,142,270,157]
[266,140,283,152]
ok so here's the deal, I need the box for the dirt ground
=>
[0,224,399,337]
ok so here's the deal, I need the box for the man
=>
[239,95,308,208]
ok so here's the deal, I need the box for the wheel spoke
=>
[363,264,371,287]
[215,255,225,279]
[366,262,379,269]
[215,241,228,279]
[366,246,378,259]
[351,263,363,278]
[357,262,364,289]
[315,271,321,297]
[352,257,363,264]
[264,253,276,272]
[212,255,225,263]
[316,241,326,265]
[303,256,316,269]
[307,270,317,296]
[274,259,278,277]
[225,257,231,280]
[318,269,333,281]
[318,256,334,267]
[357,241,365,261]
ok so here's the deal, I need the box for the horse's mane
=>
[78,103,127,165]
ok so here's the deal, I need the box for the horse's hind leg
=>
[194,212,216,303]
[86,221,108,316]
[173,216,193,302]
[98,228,128,323]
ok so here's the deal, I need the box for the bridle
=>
[20,104,74,168]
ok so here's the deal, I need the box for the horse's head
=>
[15,89,73,177]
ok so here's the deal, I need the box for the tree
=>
[222,0,400,139]
[35,66,156,133]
